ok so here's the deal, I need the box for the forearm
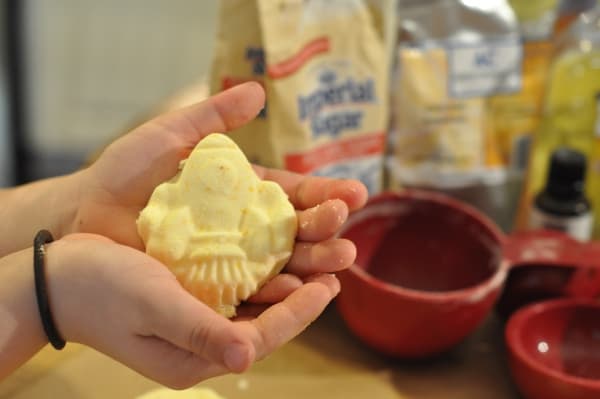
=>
[0,172,83,256]
[0,248,48,379]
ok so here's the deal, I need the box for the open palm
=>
[50,233,347,388]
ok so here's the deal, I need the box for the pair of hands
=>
[49,82,367,388]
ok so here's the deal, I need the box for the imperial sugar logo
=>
[297,70,375,138]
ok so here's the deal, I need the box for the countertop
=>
[0,304,522,399]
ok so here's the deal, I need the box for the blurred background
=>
[1,2,600,399]
[0,0,217,185]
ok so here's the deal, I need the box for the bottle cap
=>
[544,147,587,200]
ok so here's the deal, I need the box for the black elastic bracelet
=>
[33,229,66,350]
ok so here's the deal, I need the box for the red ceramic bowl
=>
[506,299,600,399]
[336,191,508,357]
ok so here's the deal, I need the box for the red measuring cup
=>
[336,190,600,358]
[506,298,600,399]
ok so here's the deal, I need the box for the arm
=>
[0,82,366,255]
[0,233,343,387]
[0,235,254,382]
[0,82,366,385]
[0,173,82,257]
[0,83,267,256]
[0,247,47,378]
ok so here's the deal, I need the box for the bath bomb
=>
[137,133,297,317]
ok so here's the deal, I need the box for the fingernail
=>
[224,344,250,372]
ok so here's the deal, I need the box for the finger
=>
[246,273,303,304]
[146,284,255,373]
[253,167,368,211]
[60,233,115,243]
[240,274,340,360]
[304,273,341,289]
[285,239,357,277]
[150,81,265,145]
[296,199,348,242]
[99,82,265,195]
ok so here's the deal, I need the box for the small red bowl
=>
[336,191,507,357]
[506,299,600,399]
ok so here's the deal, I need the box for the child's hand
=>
[74,82,367,250]
[46,232,346,388]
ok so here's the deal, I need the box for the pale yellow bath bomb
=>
[137,133,297,317]
[136,387,226,399]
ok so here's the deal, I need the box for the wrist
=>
[0,247,51,377]
[0,170,85,256]
[54,171,86,237]
[42,235,116,346]
[42,238,80,345]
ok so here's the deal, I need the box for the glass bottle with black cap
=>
[529,147,593,241]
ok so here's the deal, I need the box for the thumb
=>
[89,81,266,200]
[149,81,266,146]
[146,285,255,373]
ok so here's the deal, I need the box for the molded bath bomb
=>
[137,133,297,317]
